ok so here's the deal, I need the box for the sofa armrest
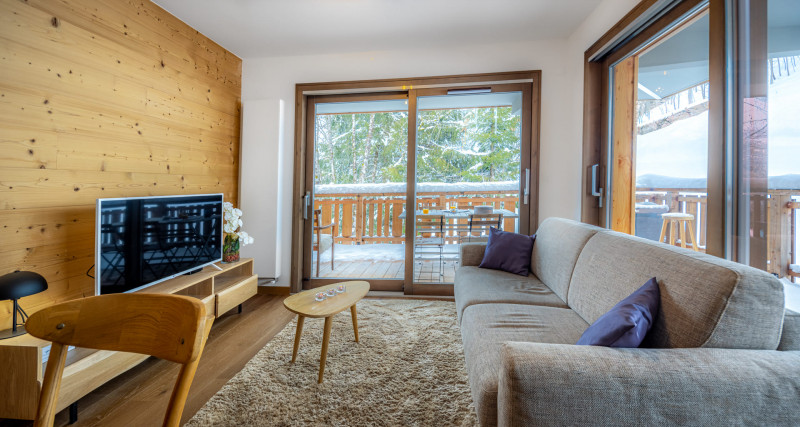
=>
[460,243,486,266]
[498,342,800,427]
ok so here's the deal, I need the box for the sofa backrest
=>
[567,230,785,350]
[779,309,800,351]
[531,218,601,303]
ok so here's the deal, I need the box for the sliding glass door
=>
[299,77,539,295]
[303,94,408,291]
[608,9,710,250]
[410,86,529,288]
[595,0,799,290]
[730,0,800,284]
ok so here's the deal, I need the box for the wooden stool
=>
[659,213,698,251]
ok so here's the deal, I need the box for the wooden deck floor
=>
[316,258,458,283]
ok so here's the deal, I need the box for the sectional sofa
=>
[455,217,800,426]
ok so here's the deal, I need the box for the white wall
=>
[239,99,284,280]
[241,0,638,285]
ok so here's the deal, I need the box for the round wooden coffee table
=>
[283,281,370,383]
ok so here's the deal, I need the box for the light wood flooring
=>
[316,258,458,283]
[0,291,457,427]
[0,293,296,427]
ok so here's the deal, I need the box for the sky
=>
[636,71,800,179]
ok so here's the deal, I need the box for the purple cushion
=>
[478,228,535,276]
[576,277,660,348]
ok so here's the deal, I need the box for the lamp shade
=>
[0,271,48,300]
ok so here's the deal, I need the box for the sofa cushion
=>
[779,309,800,351]
[460,304,589,427]
[479,228,534,276]
[568,230,785,350]
[576,277,659,347]
[454,266,568,323]
[531,218,601,304]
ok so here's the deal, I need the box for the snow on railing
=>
[315,181,519,195]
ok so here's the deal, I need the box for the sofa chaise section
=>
[454,218,798,427]
[460,304,589,425]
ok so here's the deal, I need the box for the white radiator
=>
[239,99,284,280]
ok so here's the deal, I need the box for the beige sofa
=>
[455,217,800,427]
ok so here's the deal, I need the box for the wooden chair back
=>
[26,294,210,427]
[416,215,444,236]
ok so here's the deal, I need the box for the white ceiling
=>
[152,0,604,58]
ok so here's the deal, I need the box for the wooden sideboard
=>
[0,258,257,421]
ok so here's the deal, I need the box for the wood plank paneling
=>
[610,56,637,234]
[0,0,242,327]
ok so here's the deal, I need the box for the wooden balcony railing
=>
[313,189,519,245]
[313,184,797,280]
[637,188,800,280]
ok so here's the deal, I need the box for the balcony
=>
[312,181,519,282]
[311,181,800,283]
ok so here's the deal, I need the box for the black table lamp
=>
[0,271,48,339]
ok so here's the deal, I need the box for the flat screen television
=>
[96,194,224,295]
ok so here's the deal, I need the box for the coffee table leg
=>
[318,316,333,383]
[291,315,305,363]
[350,304,359,343]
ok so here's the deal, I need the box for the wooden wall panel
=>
[0,0,242,326]
[610,56,637,234]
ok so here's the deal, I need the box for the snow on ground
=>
[319,243,463,262]
[320,244,405,262]
[782,278,800,312]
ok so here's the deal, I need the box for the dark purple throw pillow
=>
[576,277,660,348]
[478,227,535,276]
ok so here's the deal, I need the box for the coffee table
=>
[283,281,370,383]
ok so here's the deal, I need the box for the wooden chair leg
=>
[687,220,699,251]
[659,219,668,243]
[679,221,687,248]
[34,343,68,427]
[315,248,320,277]
[669,220,677,246]
[163,318,213,427]
[331,243,335,271]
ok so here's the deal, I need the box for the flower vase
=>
[222,235,241,263]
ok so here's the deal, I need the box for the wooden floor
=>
[0,291,460,427]
[316,258,458,283]
[0,293,296,427]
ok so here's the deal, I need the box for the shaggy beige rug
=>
[187,299,478,427]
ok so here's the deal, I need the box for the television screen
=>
[96,194,223,294]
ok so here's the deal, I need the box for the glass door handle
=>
[524,168,530,205]
[303,191,311,220]
[591,164,604,208]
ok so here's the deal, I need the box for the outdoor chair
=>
[466,213,504,242]
[312,209,337,277]
[26,294,211,427]
[414,215,445,277]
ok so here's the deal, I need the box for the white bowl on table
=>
[473,206,493,215]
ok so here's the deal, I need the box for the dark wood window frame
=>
[581,0,727,257]
[291,71,542,293]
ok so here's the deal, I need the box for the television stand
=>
[0,258,258,421]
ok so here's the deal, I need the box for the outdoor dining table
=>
[398,208,519,220]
